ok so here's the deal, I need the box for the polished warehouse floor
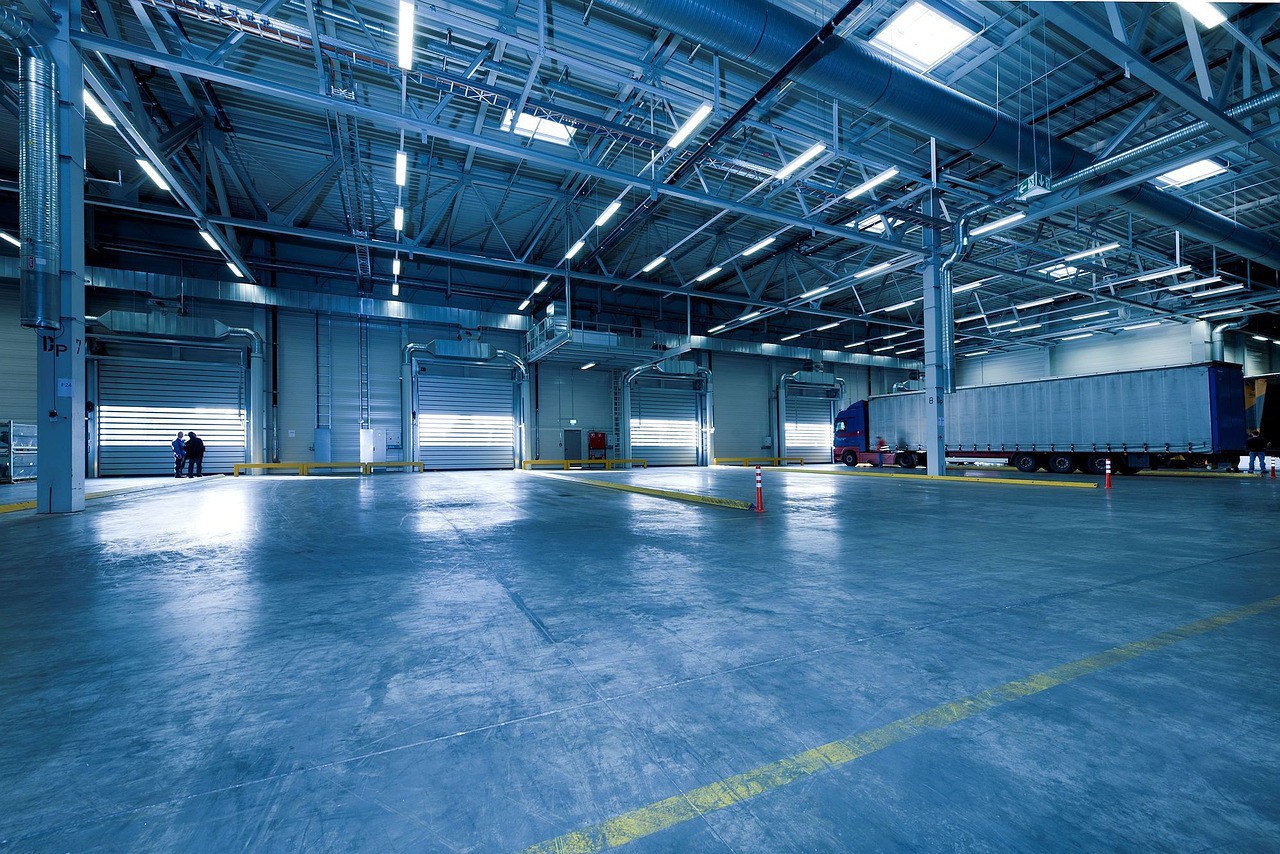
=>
[1,468,1278,850]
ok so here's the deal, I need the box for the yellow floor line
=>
[524,593,1280,854]
[768,466,1097,489]
[531,472,754,510]
[0,475,225,515]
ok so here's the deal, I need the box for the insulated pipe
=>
[598,0,1280,269]
[697,366,713,465]
[1210,321,1246,362]
[938,216,979,395]
[1,8,61,329]
[223,326,265,464]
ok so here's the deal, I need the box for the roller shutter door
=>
[784,395,835,463]
[97,358,247,475]
[631,386,699,466]
[417,369,515,469]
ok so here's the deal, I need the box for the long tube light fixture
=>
[666,103,713,150]
[707,323,727,334]
[798,285,830,299]
[226,261,244,278]
[883,331,910,339]
[518,298,531,311]
[953,280,984,293]
[988,319,1018,329]
[1178,0,1225,27]
[1062,242,1121,262]
[815,321,841,331]
[856,261,893,280]
[392,256,401,276]
[738,310,761,322]
[0,231,20,248]
[774,142,826,180]
[533,279,548,294]
[395,151,407,186]
[843,167,899,200]
[970,211,1025,237]
[1060,333,1094,341]
[397,0,415,69]
[844,341,864,348]
[1014,296,1055,310]
[741,237,777,257]
[84,90,115,126]
[1136,264,1192,281]
[879,298,919,312]
[392,281,400,297]
[641,256,666,274]
[1189,283,1245,298]
[964,350,989,357]
[1071,309,1109,321]
[197,230,220,251]
[565,239,585,260]
[781,332,802,342]
[593,201,622,228]
[1198,308,1242,319]
[1009,323,1042,333]
[957,313,986,323]
[136,158,171,192]
[872,344,895,352]
[1166,275,1222,291]
[393,206,404,232]
[1123,321,1163,331]
[694,266,723,282]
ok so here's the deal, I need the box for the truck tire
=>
[1047,454,1077,474]
[1011,452,1041,473]
[1084,454,1109,475]
[897,452,918,468]
[841,451,858,466]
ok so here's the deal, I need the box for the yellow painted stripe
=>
[535,473,754,510]
[0,475,225,515]
[768,466,1097,489]
[525,593,1280,853]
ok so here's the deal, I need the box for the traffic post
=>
[755,465,764,513]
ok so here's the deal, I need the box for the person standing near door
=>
[171,432,186,478]
[184,431,206,478]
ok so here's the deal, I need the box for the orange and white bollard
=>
[1104,458,1112,490]
[1271,459,1277,480]
[755,465,765,513]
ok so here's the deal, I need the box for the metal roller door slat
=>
[631,386,699,466]
[418,370,515,469]
[785,395,835,463]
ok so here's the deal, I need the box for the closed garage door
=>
[97,358,247,475]
[631,385,700,466]
[783,393,836,463]
[417,367,515,469]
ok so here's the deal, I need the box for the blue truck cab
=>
[833,401,897,466]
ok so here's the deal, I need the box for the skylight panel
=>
[868,0,977,72]
[1156,159,1227,188]
[501,110,576,145]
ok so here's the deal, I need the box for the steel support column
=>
[921,188,946,477]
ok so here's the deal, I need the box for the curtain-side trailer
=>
[833,362,1247,474]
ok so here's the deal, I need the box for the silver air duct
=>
[599,0,1280,269]
[1,7,59,330]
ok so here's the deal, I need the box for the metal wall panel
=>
[96,357,246,475]
[276,310,317,461]
[329,318,362,461]
[417,365,516,469]
[631,384,699,466]
[1052,322,1208,376]
[955,348,1047,385]
[784,393,836,462]
[0,286,37,422]
[710,354,772,458]
[533,362,614,459]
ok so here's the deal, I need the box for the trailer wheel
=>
[897,452,918,468]
[1011,452,1041,473]
[1084,454,1109,475]
[1047,454,1077,474]
[841,451,858,466]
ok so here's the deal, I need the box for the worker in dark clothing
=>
[1246,429,1269,475]
[184,431,206,478]
[171,432,186,478]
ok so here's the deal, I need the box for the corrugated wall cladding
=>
[0,286,37,422]
[534,362,614,460]
[1051,323,1209,376]
[417,365,516,469]
[276,310,318,461]
[631,384,700,466]
[956,348,1048,385]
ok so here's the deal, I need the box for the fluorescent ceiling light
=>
[774,142,826,180]
[534,279,548,294]
[395,151,407,186]
[1167,275,1222,291]
[868,0,977,72]
[884,331,910,339]
[957,313,986,323]
[964,350,989,357]
[197,230,220,251]
[501,110,577,145]
[708,323,727,334]
[844,341,864,348]
[594,201,622,228]
[816,321,842,331]
[799,285,830,299]
[781,332,802,342]
[565,239,585,260]
[1041,264,1079,280]
[580,362,596,370]
[1071,310,1109,321]
[988,319,1018,329]
[83,90,115,126]
[518,298,531,311]
[136,158,170,192]
[856,261,894,280]
[1124,321,1163,331]
[1198,309,1242,319]
[896,348,919,354]
[1062,242,1121,263]
[1177,0,1226,28]
[738,310,761,321]
[1136,265,1192,282]
[641,256,667,273]
[1060,333,1094,341]
[392,281,400,297]
[1156,159,1226,188]
[1252,335,1269,342]
[393,206,404,231]
[741,237,777,257]
[843,167,899,200]
[694,266,723,282]
[226,261,244,278]
[666,102,713,150]
[953,280,983,293]
[392,257,401,276]
[970,211,1025,237]
[397,0,415,69]
[0,231,19,248]
[1009,323,1042,333]
[1015,296,1055,310]
[1189,283,1245,298]
[879,298,917,312]
[873,345,895,352]
[856,216,887,234]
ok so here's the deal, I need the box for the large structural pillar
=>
[35,0,86,513]
[921,188,947,477]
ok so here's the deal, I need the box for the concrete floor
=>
[1,467,1278,850]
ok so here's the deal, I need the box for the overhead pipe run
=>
[1,7,60,329]
[598,0,1280,270]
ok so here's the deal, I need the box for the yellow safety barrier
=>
[302,461,367,475]
[233,462,308,476]
[768,466,1098,489]
[714,456,806,467]
[534,472,752,510]
[521,458,648,470]
[363,461,425,474]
